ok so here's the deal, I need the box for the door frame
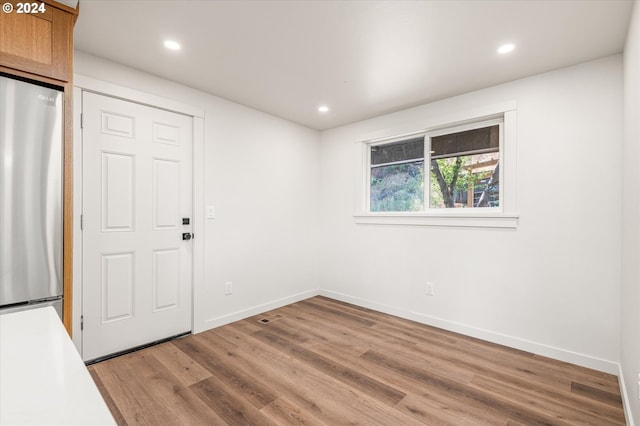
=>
[72,76,205,354]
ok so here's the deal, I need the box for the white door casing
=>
[82,92,193,361]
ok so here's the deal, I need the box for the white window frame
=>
[354,102,519,228]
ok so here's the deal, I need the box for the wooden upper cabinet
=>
[0,0,76,82]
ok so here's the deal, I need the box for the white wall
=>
[622,1,640,423]
[319,55,623,373]
[74,51,321,333]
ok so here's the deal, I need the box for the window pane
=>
[430,152,499,208]
[431,125,499,158]
[371,161,424,212]
[429,124,499,209]
[371,137,424,165]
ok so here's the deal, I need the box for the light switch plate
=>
[207,205,215,219]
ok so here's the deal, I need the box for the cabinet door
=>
[0,0,72,81]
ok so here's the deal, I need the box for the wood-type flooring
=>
[89,296,626,425]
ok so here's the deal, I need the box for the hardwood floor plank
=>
[535,354,622,396]
[254,318,317,345]
[270,306,375,352]
[88,368,128,426]
[173,335,278,409]
[305,334,475,387]
[151,341,212,387]
[395,393,509,426]
[190,374,278,426]
[470,374,623,426]
[247,312,311,344]
[534,353,620,384]
[252,328,407,406]
[92,350,222,425]
[282,303,420,349]
[90,296,626,425]
[409,339,574,393]
[297,298,377,327]
[260,397,328,426]
[91,352,176,425]
[306,340,510,425]
[213,325,423,425]
[505,420,529,426]
[437,348,627,424]
[210,326,364,425]
[397,330,575,392]
[310,296,395,325]
[362,349,563,425]
[125,351,226,424]
[571,381,624,407]
[366,314,536,363]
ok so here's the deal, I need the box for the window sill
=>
[353,212,519,229]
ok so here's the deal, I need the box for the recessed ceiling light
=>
[164,40,181,51]
[497,43,515,54]
[318,105,330,113]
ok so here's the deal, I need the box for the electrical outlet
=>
[426,282,435,296]
[224,281,232,295]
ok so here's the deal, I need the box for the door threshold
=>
[85,331,191,365]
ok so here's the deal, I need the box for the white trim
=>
[357,100,516,143]
[354,212,519,228]
[503,109,518,213]
[319,289,619,375]
[354,141,369,214]
[200,289,320,331]
[71,87,83,352]
[619,364,636,426]
[72,74,205,354]
[74,74,205,118]
[191,117,206,334]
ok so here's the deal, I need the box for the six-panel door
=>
[82,92,193,361]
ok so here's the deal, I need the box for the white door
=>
[82,92,193,361]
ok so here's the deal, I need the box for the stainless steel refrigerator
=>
[0,74,63,318]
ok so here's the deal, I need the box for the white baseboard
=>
[319,289,620,375]
[196,289,320,333]
[619,364,636,426]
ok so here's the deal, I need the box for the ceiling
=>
[73,0,633,131]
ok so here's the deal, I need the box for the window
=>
[369,119,502,212]
[355,103,518,228]
[370,137,424,212]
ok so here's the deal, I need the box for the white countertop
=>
[0,307,116,425]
